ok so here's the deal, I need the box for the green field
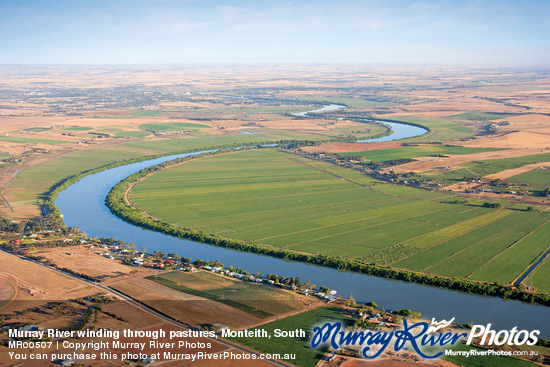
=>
[231,306,349,367]
[138,122,211,131]
[447,112,521,121]
[23,127,51,132]
[129,149,550,286]
[61,126,93,131]
[338,145,503,162]
[0,136,67,145]
[462,153,550,178]
[508,168,550,191]
[114,130,151,138]
[146,270,304,318]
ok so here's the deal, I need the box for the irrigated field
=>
[337,145,503,162]
[129,149,550,289]
[146,270,311,319]
[508,168,550,191]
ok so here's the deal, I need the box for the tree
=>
[319,286,329,294]
[346,296,357,308]
[366,301,378,309]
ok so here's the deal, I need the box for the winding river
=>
[55,113,549,338]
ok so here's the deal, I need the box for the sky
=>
[1,0,549,65]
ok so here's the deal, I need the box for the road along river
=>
[55,145,550,338]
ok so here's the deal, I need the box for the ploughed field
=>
[129,149,550,291]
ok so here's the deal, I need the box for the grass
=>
[462,153,550,178]
[338,145,503,162]
[23,127,50,132]
[230,306,350,367]
[138,122,210,132]
[508,168,550,191]
[0,136,67,145]
[129,149,549,285]
[448,112,522,121]
[146,271,304,319]
[115,131,151,138]
[425,168,480,183]
[61,127,93,131]
[526,255,550,293]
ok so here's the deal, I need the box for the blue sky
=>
[1,0,549,64]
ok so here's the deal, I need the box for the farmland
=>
[337,145,504,162]
[508,168,550,191]
[462,152,550,178]
[146,270,312,319]
[129,148,550,290]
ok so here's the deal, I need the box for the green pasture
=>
[0,136,67,145]
[115,130,151,138]
[338,145,503,162]
[508,168,550,191]
[462,153,550,178]
[526,255,550,293]
[23,127,50,132]
[447,112,521,121]
[424,168,479,183]
[138,122,210,132]
[61,126,93,131]
[146,270,303,318]
[130,149,550,284]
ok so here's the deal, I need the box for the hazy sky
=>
[1,0,549,64]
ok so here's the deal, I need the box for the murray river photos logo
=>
[310,318,540,359]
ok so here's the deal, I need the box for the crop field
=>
[61,126,93,131]
[462,152,550,178]
[447,112,522,121]
[526,257,550,293]
[0,136,67,145]
[138,122,211,131]
[337,145,503,162]
[146,270,308,319]
[423,168,479,183]
[129,149,550,287]
[508,168,550,191]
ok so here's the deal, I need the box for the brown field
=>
[0,250,95,312]
[392,147,550,173]
[462,131,550,149]
[35,245,156,281]
[110,277,264,328]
